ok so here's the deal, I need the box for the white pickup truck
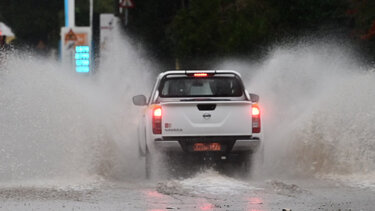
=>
[133,70,262,177]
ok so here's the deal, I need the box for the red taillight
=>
[153,107,162,117]
[252,104,261,133]
[252,107,260,116]
[152,106,162,134]
[194,73,208,77]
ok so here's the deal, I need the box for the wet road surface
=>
[0,171,374,211]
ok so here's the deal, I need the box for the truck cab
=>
[133,70,262,177]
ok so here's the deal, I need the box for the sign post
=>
[119,0,135,26]
[61,0,93,74]
[61,27,92,73]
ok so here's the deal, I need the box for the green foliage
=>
[166,0,350,64]
[1,0,375,62]
[127,0,180,62]
[269,0,348,31]
[168,0,273,60]
[168,0,221,58]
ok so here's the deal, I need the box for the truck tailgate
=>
[161,101,253,137]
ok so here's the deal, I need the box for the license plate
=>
[193,143,221,151]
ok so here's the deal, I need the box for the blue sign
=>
[75,46,90,73]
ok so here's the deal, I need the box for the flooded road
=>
[0,170,374,210]
[0,34,374,210]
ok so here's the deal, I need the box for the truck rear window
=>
[159,76,243,97]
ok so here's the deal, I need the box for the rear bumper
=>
[231,139,260,151]
[153,136,261,153]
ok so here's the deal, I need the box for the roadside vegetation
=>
[1,0,375,66]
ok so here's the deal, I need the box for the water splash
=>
[0,29,155,185]
[220,42,375,182]
[1,32,374,189]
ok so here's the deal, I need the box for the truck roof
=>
[158,70,242,79]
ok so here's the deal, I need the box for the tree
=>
[167,0,277,65]
[166,0,351,66]
[126,0,181,66]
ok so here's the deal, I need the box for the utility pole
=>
[90,0,93,33]
[65,0,75,27]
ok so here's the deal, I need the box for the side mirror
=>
[132,95,147,106]
[250,93,259,103]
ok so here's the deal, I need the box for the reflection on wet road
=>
[0,172,374,210]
